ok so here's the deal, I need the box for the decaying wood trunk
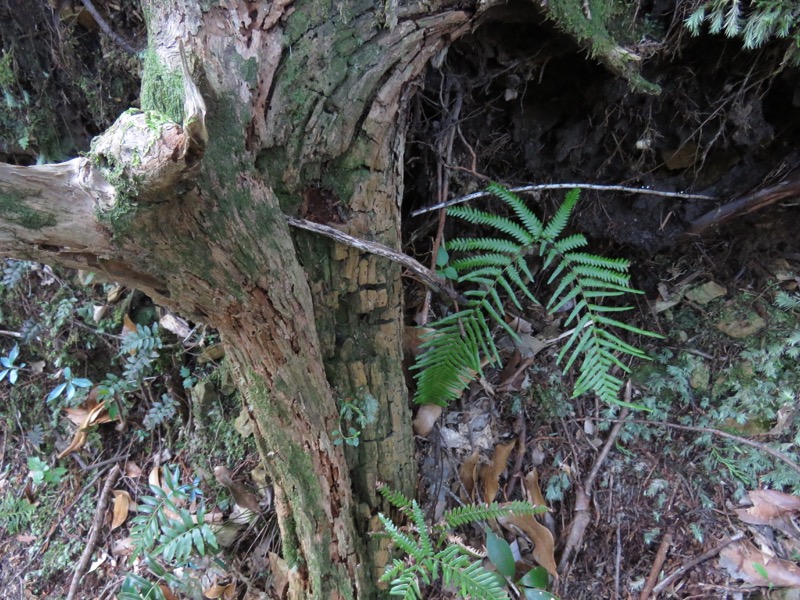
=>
[0,1,471,597]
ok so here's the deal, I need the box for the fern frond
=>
[413,184,660,408]
[542,188,579,241]
[379,486,413,509]
[436,545,509,600]
[447,206,533,246]
[444,500,545,527]
[379,513,427,561]
[487,181,543,237]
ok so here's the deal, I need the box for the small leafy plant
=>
[332,391,379,447]
[0,344,25,384]
[45,366,92,403]
[121,466,218,599]
[27,456,67,486]
[414,184,659,408]
[378,486,547,600]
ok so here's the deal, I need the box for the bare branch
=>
[411,183,716,217]
[287,217,462,302]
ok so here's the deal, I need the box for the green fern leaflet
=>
[413,183,660,408]
[378,493,542,600]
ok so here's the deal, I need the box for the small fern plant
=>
[121,466,218,600]
[414,184,659,408]
[378,486,544,600]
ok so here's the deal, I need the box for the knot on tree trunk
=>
[89,108,204,208]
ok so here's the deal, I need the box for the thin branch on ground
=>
[411,184,716,216]
[640,532,673,600]
[558,388,632,573]
[66,465,121,600]
[20,467,110,572]
[611,418,800,476]
[651,533,744,595]
[287,217,462,303]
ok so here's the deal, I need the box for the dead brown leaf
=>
[412,404,442,437]
[57,428,88,459]
[459,449,481,502]
[719,539,800,587]
[125,461,143,478]
[269,551,290,599]
[203,579,231,599]
[111,490,132,530]
[499,513,558,579]
[59,399,115,458]
[524,470,547,508]
[736,489,800,538]
[111,536,134,555]
[481,440,516,503]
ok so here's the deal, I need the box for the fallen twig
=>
[558,390,631,573]
[412,184,715,217]
[287,217,462,303]
[609,419,800,477]
[66,465,121,600]
[651,533,744,595]
[640,532,673,600]
[687,175,800,236]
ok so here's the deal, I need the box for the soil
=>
[400,3,800,599]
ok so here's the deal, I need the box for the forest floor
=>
[2,199,800,600]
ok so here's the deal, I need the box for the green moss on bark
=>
[0,187,56,229]
[140,48,184,123]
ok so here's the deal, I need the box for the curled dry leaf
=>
[203,579,236,599]
[64,399,113,427]
[499,513,558,579]
[524,470,547,508]
[57,429,87,460]
[111,536,134,556]
[111,490,132,530]
[719,539,800,587]
[412,404,442,437]
[124,461,143,478]
[481,440,516,503]
[269,551,290,598]
[59,399,113,458]
[736,489,800,538]
[459,449,481,502]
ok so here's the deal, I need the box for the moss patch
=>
[0,187,56,229]
[140,48,184,123]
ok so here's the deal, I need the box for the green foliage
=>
[0,344,25,384]
[122,467,218,598]
[129,466,218,563]
[377,486,545,599]
[143,394,178,431]
[27,456,67,486]
[0,490,36,535]
[414,184,658,408]
[45,366,92,403]
[332,391,378,447]
[615,291,800,506]
[685,1,800,65]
